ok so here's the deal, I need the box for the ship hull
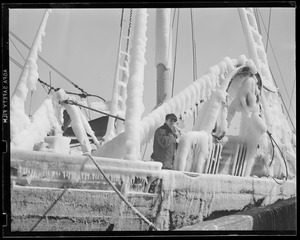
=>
[10,150,296,231]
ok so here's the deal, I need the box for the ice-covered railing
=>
[11,9,52,143]
[139,55,248,146]
[92,55,250,159]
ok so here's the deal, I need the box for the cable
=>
[190,8,197,81]
[257,9,292,112]
[171,8,180,98]
[84,153,160,231]
[266,130,289,185]
[9,37,26,61]
[256,9,296,131]
[30,157,90,231]
[9,31,106,102]
[190,8,197,125]
[265,8,272,53]
[61,99,125,121]
[269,69,296,131]
[254,9,262,35]
[288,76,296,115]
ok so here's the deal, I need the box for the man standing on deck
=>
[151,113,180,170]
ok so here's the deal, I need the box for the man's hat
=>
[166,113,177,122]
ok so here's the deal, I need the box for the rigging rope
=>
[10,56,107,103]
[257,9,293,112]
[61,99,125,121]
[288,76,296,114]
[190,8,197,125]
[266,130,289,185]
[265,8,272,53]
[269,68,296,131]
[171,8,180,98]
[190,8,197,81]
[9,37,26,61]
[83,153,160,231]
[9,31,106,102]
[255,9,296,131]
[254,9,262,35]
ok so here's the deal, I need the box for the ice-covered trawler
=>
[10,8,295,231]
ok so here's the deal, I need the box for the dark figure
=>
[151,113,179,170]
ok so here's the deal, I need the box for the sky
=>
[8,7,296,135]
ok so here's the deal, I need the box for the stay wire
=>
[29,157,90,231]
[9,31,106,102]
[10,56,102,103]
[288,76,296,114]
[84,153,160,231]
[266,8,272,53]
[171,8,180,98]
[267,130,289,185]
[257,9,292,112]
[62,99,125,121]
[256,9,296,130]
[9,37,26,61]
[190,8,197,125]
[269,68,296,131]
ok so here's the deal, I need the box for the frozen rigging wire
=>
[267,130,289,185]
[190,8,197,125]
[171,8,180,98]
[10,56,104,102]
[62,99,125,121]
[9,31,106,102]
[269,68,296,131]
[256,9,295,130]
[9,37,26,61]
[84,153,160,231]
[288,76,296,114]
[266,8,272,53]
[254,9,262,35]
[190,8,197,81]
[257,9,293,111]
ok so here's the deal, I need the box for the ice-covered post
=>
[155,8,173,106]
[124,9,148,161]
[10,9,52,141]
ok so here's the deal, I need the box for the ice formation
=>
[56,89,100,153]
[174,131,212,173]
[11,90,64,151]
[238,8,296,178]
[10,9,52,142]
[124,9,148,161]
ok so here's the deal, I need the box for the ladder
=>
[105,9,134,141]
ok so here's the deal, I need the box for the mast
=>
[11,9,52,141]
[124,9,148,161]
[238,8,295,177]
[155,8,173,106]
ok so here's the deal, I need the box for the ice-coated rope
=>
[61,99,124,121]
[83,152,160,231]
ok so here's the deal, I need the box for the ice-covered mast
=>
[238,8,296,177]
[155,8,173,106]
[124,9,148,161]
[11,9,52,142]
